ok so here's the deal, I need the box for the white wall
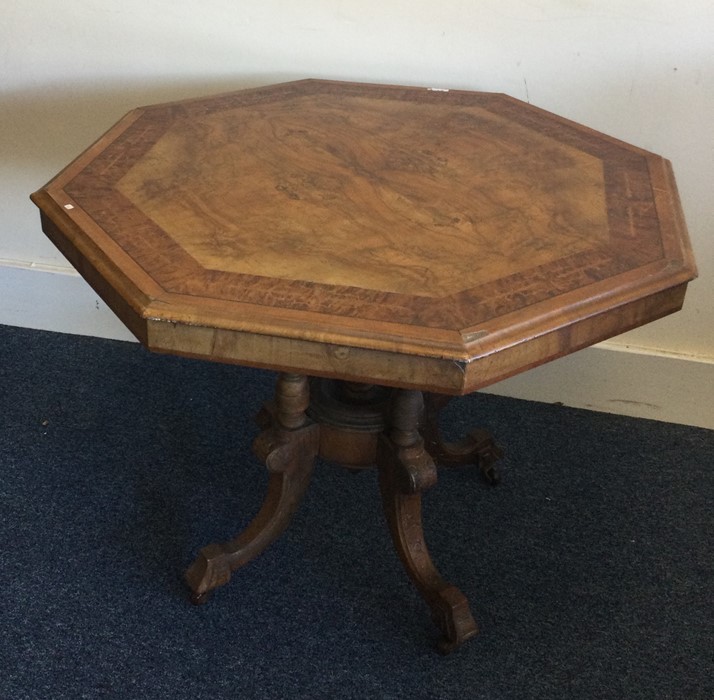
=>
[2,1,712,426]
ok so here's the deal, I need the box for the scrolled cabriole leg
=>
[377,389,478,653]
[422,392,503,485]
[185,373,319,603]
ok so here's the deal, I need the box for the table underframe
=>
[185,373,502,653]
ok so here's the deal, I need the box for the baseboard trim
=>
[2,264,712,430]
[483,344,713,430]
[0,263,136,342]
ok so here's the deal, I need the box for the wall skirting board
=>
[482,343,713,431]
[2,263,712,430]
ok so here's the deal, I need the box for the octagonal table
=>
[31,79,696,652]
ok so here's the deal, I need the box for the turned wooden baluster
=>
[377,389,478,653]
[185,373,319,603]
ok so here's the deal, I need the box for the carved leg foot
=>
[422,393,503,485]
[185,374,319,601]
[378,390,478,653]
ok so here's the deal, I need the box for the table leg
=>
[185,374,319,603]
[422,393,503,485]
[377,390,478,653]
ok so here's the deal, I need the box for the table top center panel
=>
[114,93,609,298]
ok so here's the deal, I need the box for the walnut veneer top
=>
[31,79,696,394]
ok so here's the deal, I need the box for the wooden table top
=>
[32,79,696,394]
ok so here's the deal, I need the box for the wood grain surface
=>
[31,79,697,393]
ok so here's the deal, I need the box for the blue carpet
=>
[1,323,712,699]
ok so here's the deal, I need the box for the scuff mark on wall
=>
[607,399,662,411]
